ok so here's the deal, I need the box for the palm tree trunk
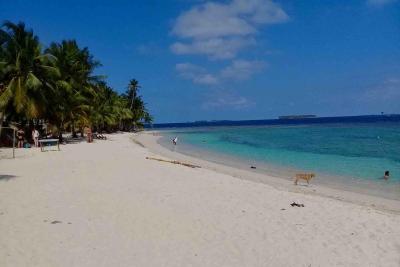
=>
[130,96,134,110]
[71,120,77,138]
[0,111,4,139]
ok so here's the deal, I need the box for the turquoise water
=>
[168,123,400,183]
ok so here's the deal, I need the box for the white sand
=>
[0,132,399,267]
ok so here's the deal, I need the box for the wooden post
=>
[12,128,15,158]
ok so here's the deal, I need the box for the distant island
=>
[151,114,400,128]
[278,115,317,120]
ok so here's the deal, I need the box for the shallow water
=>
[160,123,400,199]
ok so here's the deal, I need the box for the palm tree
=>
[0,21,57,133]
[127,79,140,110]
[45,40,100,134]
[0,27,8,134]
[90,82,132,131]
[122,79,152,130]
[0,21,153,140]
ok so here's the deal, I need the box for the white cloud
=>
[363,78,400,102]
[176,63,219,85]
[202,94,254,109]
[176,60,265,85]
[172,2,255,39]
[176,62,203,73]
[359,78,400,113]
[136,42,162,55]
[195,74,219,85]
[171,0,288,59]
[171,37,255,60]
[220,59,266,80]
[172,1,285,86]
[367,0,397,6]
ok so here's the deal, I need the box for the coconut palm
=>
[0,21,152,141]
[90,82,132,131]
[0,21,57,123]
[45,40,100,133]
[122,79,152,130]
[126,79,140,110]
[0,26,8,134]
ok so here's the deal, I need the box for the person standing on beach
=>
[172,136,178,145]
[85,126,93,143]
[17,128,24,148]
[32,128,39,147]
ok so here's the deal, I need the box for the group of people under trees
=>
[15,127,40,148]
[15,127,61,148]
[13,125,104,148]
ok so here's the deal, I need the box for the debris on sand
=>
[290,202,305,207]
[146,157,201,168]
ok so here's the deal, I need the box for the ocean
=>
[152,116,400,199]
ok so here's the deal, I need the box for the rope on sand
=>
[145,156,201,169]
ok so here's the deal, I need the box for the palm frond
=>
[0,80,13,109]
[26,72,42,90]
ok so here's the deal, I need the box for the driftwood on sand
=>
[130,137,146,148]
[145,157,201,169]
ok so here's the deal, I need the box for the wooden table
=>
[38,139,60,152]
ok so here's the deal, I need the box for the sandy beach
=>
[1,132,400,267]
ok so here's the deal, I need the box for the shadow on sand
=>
[0,174,17,181]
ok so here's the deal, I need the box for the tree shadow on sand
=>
[0,174,17,181]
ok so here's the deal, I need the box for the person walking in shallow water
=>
[383,170,390,180]
[172,136,178,145]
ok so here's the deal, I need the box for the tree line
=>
[0,21,152,143]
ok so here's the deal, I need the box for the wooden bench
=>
[38,139,60,152]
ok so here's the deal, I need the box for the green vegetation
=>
[0,21,152,140]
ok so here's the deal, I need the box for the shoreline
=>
[157,130,400,201]
[134,131,400,213]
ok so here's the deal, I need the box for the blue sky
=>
[1,0,399,123]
